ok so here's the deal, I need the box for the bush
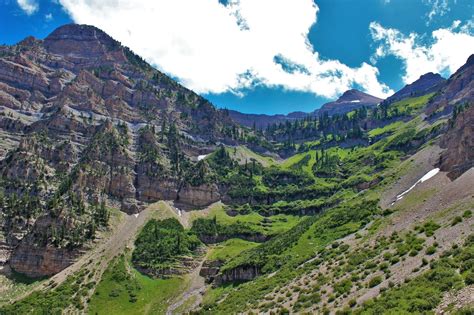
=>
[465,271,474,285]
[348,299,357,308]
[451,216,463,226]
[425,246,436,255]
[368,276,382,288]
[462,210,472,218]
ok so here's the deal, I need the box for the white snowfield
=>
[392,168,440,205]
[197,154,208,161]
[350,100,361,103]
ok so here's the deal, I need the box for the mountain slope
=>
[0,24,249,278]
[383,72,446,105]
[0,26,473,315]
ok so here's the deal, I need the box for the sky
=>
[1,0,473,114]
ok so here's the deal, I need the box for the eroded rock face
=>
[0,24,240,278]
[439,104,474,179]
[426,54,474,116]
[214,265,260,285]
[200,260,224,283]
[10,244,79,278]
[9,216,81,278]
[177,183,221,208]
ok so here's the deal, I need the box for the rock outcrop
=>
[9,216,82,278]
[214,265,261,285]
[439,104,474,179]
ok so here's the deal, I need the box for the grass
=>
[281,148,350,179]
[389,93,435,116]
[189,203,303,236]
[88,254,187,315]
[369,121,404,138]
[0,272,46,306]
[207,239,259,261]
[227,146,276,167]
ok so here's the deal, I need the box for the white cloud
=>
[45,13,53,21]
[57,0,392,99]
[17,0,39,15]
[370,21,474,84]
[424,0,450,24]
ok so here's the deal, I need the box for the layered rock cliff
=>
[0,24,243,277]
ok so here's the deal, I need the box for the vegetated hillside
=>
[0,25,473,315]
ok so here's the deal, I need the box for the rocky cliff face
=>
[0,24,243,278]
[426,54,474,117]
[214,265,261,285]
[439,104,474,179]
[9,216,81,278]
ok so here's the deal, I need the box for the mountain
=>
[0,25,473,315]
[383,72,446,105]
[0,24,248,277]
[229,89,382,129]
[317,88,382,115]
[426,54,474,117]
[227,110,306,129]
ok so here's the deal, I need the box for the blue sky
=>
[1,0,473,114]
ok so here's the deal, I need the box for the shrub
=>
[368,276,382,288]
[348,299,357,308]
[451,216,463,226]
[465,271,474,285]
[425,246,436,255]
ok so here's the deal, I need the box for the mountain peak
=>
[45,24,115,44]
[317,89,382,116]
[466,53,474,66]
[338,89,379,103]
[43,24,124,61]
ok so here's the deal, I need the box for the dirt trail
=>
[166,256,207,315]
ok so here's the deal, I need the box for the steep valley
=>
[0,24,473,315]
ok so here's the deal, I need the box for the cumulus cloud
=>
[17,0,39,15]
[370,21,474,84]
[57,0,392,99]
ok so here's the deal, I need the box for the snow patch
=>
[197,154,208,161]
[134,213,139,218]
[350,100,361,103]
[393,168,440,203]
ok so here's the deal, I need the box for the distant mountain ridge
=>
[229,88,382,128]
[383,72,446,105]
[229,73,450,129]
